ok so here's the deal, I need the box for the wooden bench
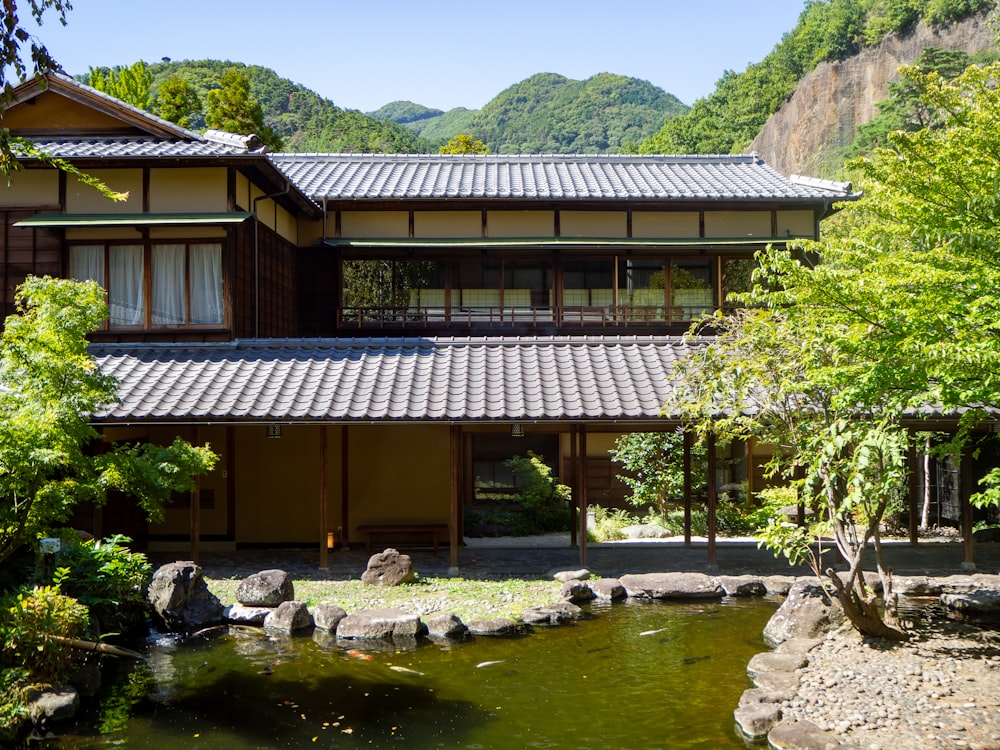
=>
[355,523,450,554]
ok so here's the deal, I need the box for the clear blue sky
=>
[25,0,808,112]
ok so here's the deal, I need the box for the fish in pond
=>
[639,628,667,637]
[347,650,373,661]
[476,660,505,669]
[389,665,424,676]
[681,655,710,666]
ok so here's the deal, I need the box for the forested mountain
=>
[640,0,996,158]
[375,73,688,154]
[145,60,433,153]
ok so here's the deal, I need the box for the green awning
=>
[323,236,806,249]
[14,212,254,228]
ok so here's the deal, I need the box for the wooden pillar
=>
[340,426,350,547]
[960,446,976,570]
[226,426,236,540]
[569,424,578,548]
[449,425,461,572]
[319,426,329,569]
[907,437,919,546]
[578,425,588,566]
[683,429,693,547]
[707,431,717,568]
[190,426,201,564]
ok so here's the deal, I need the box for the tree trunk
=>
[920,437,932,530]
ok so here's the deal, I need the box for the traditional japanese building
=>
[3,72,871,569]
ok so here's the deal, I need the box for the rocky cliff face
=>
[751,12,996,178]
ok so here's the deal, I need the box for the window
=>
[70,242,224,328]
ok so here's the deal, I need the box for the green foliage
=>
[146,59,431,153]
[467,72,687,154]
[371,100,445,124]
[641,0,994,156]
[0,666,30,742]
[587,505,639,542]
[611,432,706,516]
[0,276,217,565]
[154,74,202,128]
[94,664,155,734]
[0,585,89,684]
[205,66,282,150]
[88,61,153,110]
[505,452,571,533]
[439,133,489,154]
[48,535,151,635]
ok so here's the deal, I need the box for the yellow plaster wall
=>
[346,425,451,534]
[413,211,481,238]
[560,211,626,238]
[234,425,342,543]
[235,173,251,211]
[149,168,227,212]
[776,210,815,239]
[704,211,772,238]
[341,211,409,238]
[0,170,59,206]
[4,91,126,133]
[66,169,143,213]
[487,210,555,237]
[632,211,700,238]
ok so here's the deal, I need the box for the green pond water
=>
[54,597,779,749]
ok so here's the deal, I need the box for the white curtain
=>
[69,245,105,285]
[152,244,185,325]
[188,243,223,325]
[109,245,144,326]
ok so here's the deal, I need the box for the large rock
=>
[424,611,467,639]
[336,607,425,640]
[522,601,586,625]
[361,548,415,586]
[718,575,767,597]
[763,580,843,647]
[619,572,724,600]
[225,603,272,626]
[768,719,863,749]
[466,618,523,636]
[236,569,294,606]
[263,601,314,633]
[147,561,224,633]
[560,580,595,603]
[27,686,79,727]
[313,605,348,633]
[941,589,1000,615]
[588,578,626,601]
[734,701,783,740]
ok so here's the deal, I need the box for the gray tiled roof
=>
[92,336,700,423]
[20,138,260,159]
[268,153,854,202]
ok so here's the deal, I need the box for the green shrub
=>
[587,505,638,542]
[48,534,151,635]
[505,452,571,533]
[0,586,89,684]
[0,667,30,742]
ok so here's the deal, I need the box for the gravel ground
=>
[782,612,1000,750]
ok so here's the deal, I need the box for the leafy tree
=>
[439,133,489,154]
[154,74,202,128]
[0,2,124,200]
[669,61,1000,641]
[0,276,217,565]
[611,431,706,518]
[205,66,282,150]
[88,61,153,110]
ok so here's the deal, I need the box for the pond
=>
[49,597,778,749]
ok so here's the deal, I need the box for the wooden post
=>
[683,430,693,547]
[578,425,588,566]
[449,425,461,573]
[190,426,201,564]
[707,431,717,568]
[319,426,329,569]
[960,447,976,570]
[340,426,350,547]
[907,438,919,546]
[569,424,578,548]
